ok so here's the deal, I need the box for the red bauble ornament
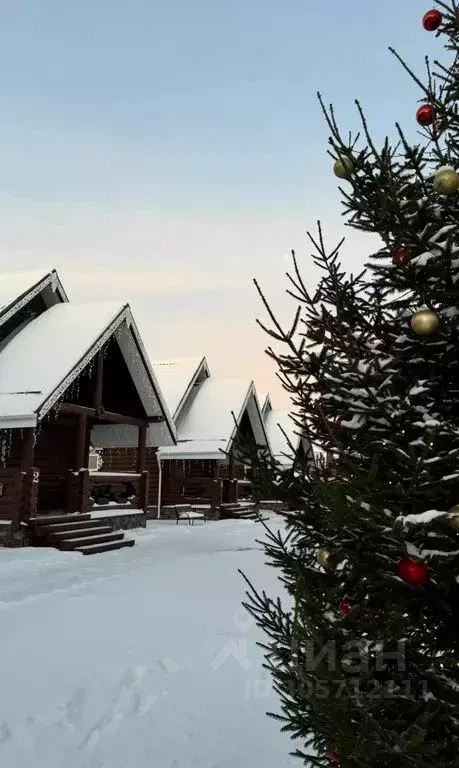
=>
[422,9,443,31]
[339,599,352,617]
[398,557,428,586]
[392,248,409,265]
[335,417,342,425]
[416,103,435,126]
[329,747,339,765]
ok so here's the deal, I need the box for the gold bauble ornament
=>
[317,548,335,570]
[333,156,354,179]
[448,505,459,530]
[410,309,440,336]
[433,168,459,195]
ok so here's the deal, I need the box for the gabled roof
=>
[259,392,272,417]
[159,378,270,460]
[151,356,210,421]
[0,301,176,445]
[0,268,68,327]
[264,409,311,467]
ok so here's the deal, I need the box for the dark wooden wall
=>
[100,448,247,507]
[101,447,160,508]
[1,419,78,515]
[34,420,78,511]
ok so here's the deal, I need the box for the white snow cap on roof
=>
[0,267,67,321]
[264,409,310,467]
[159,378,269,460]
[151,356,210,420]
[259,392,272,416]
[0,302,175,442]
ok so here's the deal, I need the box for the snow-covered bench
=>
[175,505,207,525]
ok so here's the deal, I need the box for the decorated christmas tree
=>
[244,4,459,766]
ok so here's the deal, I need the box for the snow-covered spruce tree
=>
[243,5,459,767]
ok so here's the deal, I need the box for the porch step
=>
[219,502,258,520]
[27,514,136,555]
[46,525,114,543]
[60,531,125,551]
[233,510,258,520]
[77,538,135,555]
[29,514,92,526]
[32,519,109,535]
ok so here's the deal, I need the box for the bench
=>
[175,505,207,525]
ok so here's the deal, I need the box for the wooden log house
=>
[157,377,271,513]
[98,357,271,515]
[0,270,175,549]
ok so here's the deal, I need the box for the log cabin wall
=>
[161,460,183,506]
[218,462,246,480]
[34,419,78,511]
[99,449,245,508]
[101,447,160,507]
[0,430,24,520]
[0,419,79,517]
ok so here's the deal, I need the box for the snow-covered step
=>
[30,514,92,526]
[60,531,125,551]
[27,514,136,555]
[219,502,257,520]
[34,519,110,534]
[76,538,135,555]
[46,526,113,542]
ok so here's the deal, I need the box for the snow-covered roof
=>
[259,392,272,416]
[0,301,175,445]
[159,378,270,460]
[151,356,210,420]
[0,267,68,327]
[264,409,310,467]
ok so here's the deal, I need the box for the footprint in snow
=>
[157,657,182,674]
[61,688,87,730]
[78,665,156,752]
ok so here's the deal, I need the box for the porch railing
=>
[66,469,149,514]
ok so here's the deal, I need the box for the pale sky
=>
[0,1,432,407]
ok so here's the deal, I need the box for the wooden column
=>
[76,413,88,469]
[93,352,104,411]
[211,478,223,516]
[78,468,91,514]
[228,451,235,481]
[139,470,149,512]
[20,427,35,471]
[137,423,147,473]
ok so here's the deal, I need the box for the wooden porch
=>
[161,453,241,514]
[0,346,158,533]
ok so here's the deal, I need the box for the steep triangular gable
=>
[0,301,175,445]
[0,268,68,356]
[0,267,67,326]
[229,382,270,455]
[259,392,272,418]
[152,356,210,420]
[264,409,312,467]
[159,378,270,460]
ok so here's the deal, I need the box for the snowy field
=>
[0,518,296,768]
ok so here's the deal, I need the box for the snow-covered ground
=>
[0,518,295,768]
